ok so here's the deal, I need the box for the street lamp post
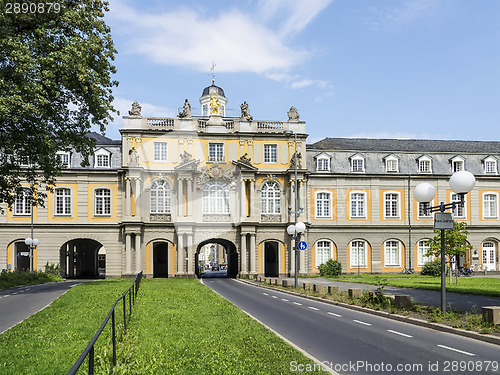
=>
[24,196,39,272]
[414,171,475,313]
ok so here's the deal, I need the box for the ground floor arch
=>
[195,239,238,278]
[59,239,104,278]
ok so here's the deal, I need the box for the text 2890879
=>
[4,2,61,14]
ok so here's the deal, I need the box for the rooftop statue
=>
[178,99,192,118]
[288,106,300,121]
[210,94,221,115]
[129,101,142,116]
[240,101,253,121]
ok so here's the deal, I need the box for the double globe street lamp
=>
[287,221,306,288]
[414,170,476,313]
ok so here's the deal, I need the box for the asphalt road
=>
[203,278,500,375]
[0,281,81,334]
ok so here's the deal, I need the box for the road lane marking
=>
[262,292,269,296]
[12,292,17,295]
[327,312,342,317]
[353,319,372,326]
[387,329,413,338]
[308,306,319,311]
[293,302,302,306]
[271,295,278,299]
[437,345,476,357]
[281,298,289,302]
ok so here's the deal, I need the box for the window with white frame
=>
[315,240,333,268]
[96,154,109,167]
[350,192,365,218]
[263,144,278,163]
[384,240,400,266]
[94,188,111,215]
[153,142,168,162]
[208,143,224,163]
[451,193,465,218]
[384,192,399,218]
[55,188,71,215]
[483,193,498,218]
[385,158,398,172]
[150,180,171,214]
[351,157,365,172]
[14,189,31,215]
[418,202,432,218]
[417,240,432,266]
[418,157,432,173]
[57,152,70,168]
[202,181,230,214]
[350,240,366,267]
[315,192,331,218]
[452,159,464,172]
[261,181,281,214]
[316,157,330,171]
[484,158,498,174]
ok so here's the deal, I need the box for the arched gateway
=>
[195,239,238,278]
[59,239,105,278]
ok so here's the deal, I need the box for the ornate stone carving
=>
[210,94,221,115]
[239,153,251,163]
[261,214,282,222]
[203,214,231,222]
[180,150,193,164]
[287,106,299,121]
[196,164,235,188]
[178,99,192,118]
[128,147,139,166]
[240,101,253,121]
[129,101,142,116]
[150,214,172,222]
[289,152,302,169]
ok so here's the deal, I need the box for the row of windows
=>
[314,240,432,268]
[316,155,499,174]
[56,151,111,168]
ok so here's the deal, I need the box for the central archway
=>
[59,239,104,278]
[195,239,238,278]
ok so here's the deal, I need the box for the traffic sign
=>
[298,241,307,250]
[434,213,454,230]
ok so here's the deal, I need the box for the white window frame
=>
[385,158,399,173]
[384,240,400,267]
[263,144,278,164]
[350,240,367,268]
[451,193,466,219]
[350,191,366,218]
[202,181,230,214]
[351,157,365,172]
[56,151,70,168]
[261,181,281,214]
[418,201,432,218]
[451,157,464,172]
[316,157,330,172]
[315,240,333,268]
[55,188,72,215]
[417,240,432,267]
[484,157,498,174]
[384,192,400,219]
[208,143,224,163]
[153,142,168,162]
[94,188,111,216]
[150,179,171,214]
[315,191,331,218]
[94,149,111,168]
[483,192,498,219]
[14,189,31,215]
[418,156,432,173]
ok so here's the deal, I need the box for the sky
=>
[101,0,500,144]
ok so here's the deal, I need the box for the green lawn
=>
[331,274,500,297]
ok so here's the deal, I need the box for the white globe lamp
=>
[414,182,436,203]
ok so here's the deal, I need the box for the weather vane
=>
[210,60,216,84]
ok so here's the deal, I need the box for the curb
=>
[238,279,500,347]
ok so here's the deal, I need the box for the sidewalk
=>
[282,276,500,313]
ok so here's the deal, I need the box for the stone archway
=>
[195,238,238,278]
[59,239,104,278]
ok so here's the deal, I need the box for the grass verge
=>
[0,270,64,290]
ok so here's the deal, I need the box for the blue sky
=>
[102,0,500,144]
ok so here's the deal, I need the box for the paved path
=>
[283,277,500,312]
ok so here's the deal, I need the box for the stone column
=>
[240,233,247,276]
[187,234,194,275]
[177,178,184,217]
[186,178,192,217]
[289,237,296,276]
[249,233,256,275]
[177,233,184,275]
[187,138,193,155]
[69,244,75,277]
[239,140,245,156]
[249,179,255,218]
[248,140,254,161]
[125,233,132,274]
[134,178,141,217]
[135,232,141,273]
[240,179,246,220]
[125,177,131,217]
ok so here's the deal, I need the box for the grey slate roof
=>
[87,131,122,146]
[308,138,500,154]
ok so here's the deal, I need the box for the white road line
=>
[4,295,9,298]
[12,292,17,295]
[308,306,319,311]
[387,329,413,338]
[281,298,289,302]
[353,319,372,326]
[271,295,278,299]
[263,292,269,296]
[327,312,342,317]
[437,345,476,357]
[293,302,302,306]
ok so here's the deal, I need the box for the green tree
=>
[0,0,118,208]
[426,221,472,283]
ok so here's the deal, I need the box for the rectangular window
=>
[384,241,400,266]
[57,153,70,167]
[96,154,109,167]
[386,159,398,172]
[483,194,497,218]
[55,188,71,215]
[350,193,365,218]
[351,159,364,172]
[95,189,111,215]
[316,192,330,218]
[419,159,431,173]
[453,161,464,172]
[384,193,399,218]
[153,142,168,162]
[317,158,329,171]
[264,144,277,163]
[485,160,497,174]
[208,143,224,163]
[418,202,431,218]
[451,193,465,218]
[14,190,31,215]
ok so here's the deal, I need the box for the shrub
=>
[318,259,342,277]
[421,259,442,277]
[44,262,62,276]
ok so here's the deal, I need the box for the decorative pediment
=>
[196,163,235,188]
[175,152,199,171]
[232,153,257,171]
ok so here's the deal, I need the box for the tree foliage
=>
[0,0,118,207]
[426,221,472,259]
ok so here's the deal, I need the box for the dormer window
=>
[418,156,432,173]
[315,153,330,172]
[451,156,465,172]
[483,156,498,174]
[384,155,399,173]
[94,148,111,168]
[350,154,365,172]
[57,151,71,168]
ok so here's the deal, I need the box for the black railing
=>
[68,272,143,375]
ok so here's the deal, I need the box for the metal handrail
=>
[67,272,143,375]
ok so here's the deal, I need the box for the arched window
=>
[261,181,281,214]
[384,240,400,267]
[202,181,230,214]
[150,179,171,213]
[417,240,432,266]
[315,240,333,268]
[350,240,366,267]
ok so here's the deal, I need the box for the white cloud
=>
[370,0,438,30]
[290,79,332,89]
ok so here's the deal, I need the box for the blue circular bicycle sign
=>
[298,241,307,250]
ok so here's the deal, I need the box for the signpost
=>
[298,241,307,251]
[434,213,454,230]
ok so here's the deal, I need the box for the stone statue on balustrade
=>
[289,151,302,169]
[178,99,192,118]
[240,101,253,121]
[287,106,300,121]
[128,147,139,166]
[129,101,142,116]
